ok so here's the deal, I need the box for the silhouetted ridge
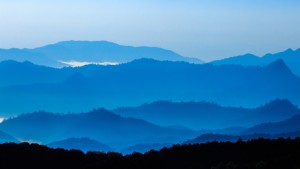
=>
[1,57,300,115]
[80,109,127,123]
[114,99,300,130]
[245,113,300,135]
[185,134,239,144]
[0,138,300,169]
[267,59,288,69]
[14,111,59,121]
[185,130,300,145]
[258,99,298,114]
[211,48,300,76]
[0,60,41,70]
[48,137,112,152]
[265,59,295,77]
[0,109,196,149]
[55,40,120,48]
[126,58,190,66]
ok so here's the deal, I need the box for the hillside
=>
[114,99,300,130]
[48,138,112,153]
[211,48,300,76]
[244,113,300,135]
[0,109,196,150]
[0,59,299,116]
[0,130,19,143]
[0,41,201,67]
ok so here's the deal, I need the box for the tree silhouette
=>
[0,138,299,169]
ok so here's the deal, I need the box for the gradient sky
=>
[0,0,300,61]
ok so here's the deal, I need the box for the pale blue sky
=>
[0,0,299,61]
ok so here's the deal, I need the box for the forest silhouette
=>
[0,138,299,169]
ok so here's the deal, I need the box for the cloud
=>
[59,60,119,67]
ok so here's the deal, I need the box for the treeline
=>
[0,138,300,169]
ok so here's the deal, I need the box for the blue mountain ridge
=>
[184,131,300,145]
[47,137,112,153]
[0,41,201,67]
[244,113,300,135]
[114,99,300,130]
[211,48,300,76]
[0,109,197,150]
[0,99,299,153]
[0,59,299,116]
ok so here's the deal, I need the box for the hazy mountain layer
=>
[0,41,201,67]
[211,48,300,76]
[48,137,112,153]
[114,99,300,130]
[0,109,196,150]
[244,113,300,135]
[0,59,299,116]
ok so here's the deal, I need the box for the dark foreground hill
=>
[0,138,300,169]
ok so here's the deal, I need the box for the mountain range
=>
[185,113,300,144]
[1,41,299,77]
[0,98,299,153]
[184,131,300,145]
[0,109,196,150]
[0,59,299,116]
[244,113,300,135]
[0,41,201,67]
[114,99,300,130]
[0,42,300,153]
[211,48,300,76]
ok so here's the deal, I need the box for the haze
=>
[0,0,300,61]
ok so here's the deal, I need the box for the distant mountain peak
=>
[240,53,259,58]
[54,40,121,48]
[125,58,188,67]
[0,40,202,67]
[259,99,297,111]
[0,60,33,66]
[211,47,300,76]
[267,59,285,66]
[266,59,292,74]
[283,48,294,53]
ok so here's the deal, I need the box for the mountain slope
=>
[0,59,299,116]
[0,109,196,150]
[184,131,300,144]
[47,138,112,153]
[0,60,72,87]
[0,41,201,67]
[0,130,19,143]
[211,48,300,76]
[244,113,300,135]
[114,99,300,130]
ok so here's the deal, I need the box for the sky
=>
[0,0,300,61]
